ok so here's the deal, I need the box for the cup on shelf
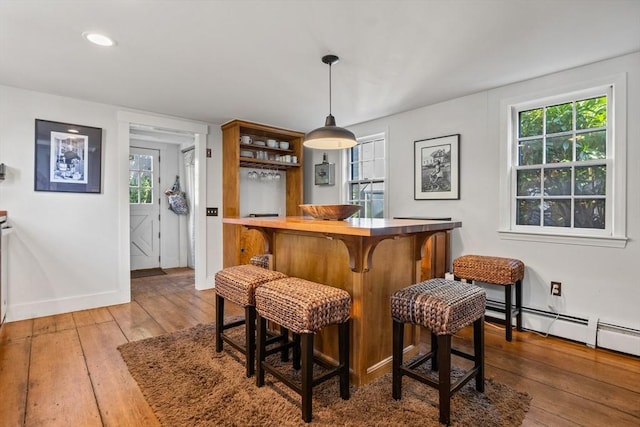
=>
[291,156,298,164]
[266,139,278,148]
[241,135,252,144]
[279,141,289,150]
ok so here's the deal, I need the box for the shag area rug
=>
[118,323,531,426]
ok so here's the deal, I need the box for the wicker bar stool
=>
[214,258,287,377]
[255,277,351,423]
[453,255,524,341]
[391,278,486,425]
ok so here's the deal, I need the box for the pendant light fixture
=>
[304,55,357,150]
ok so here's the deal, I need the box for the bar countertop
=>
[222,216,461,237]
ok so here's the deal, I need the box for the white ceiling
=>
[1,0,639,133]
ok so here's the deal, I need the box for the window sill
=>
[497,229,628,248]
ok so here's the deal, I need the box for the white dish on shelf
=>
[279,141,290,150]
[240,150,254,158]
[253,140,266,146]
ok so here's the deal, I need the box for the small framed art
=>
[34,119,103,193]
[414,134,460,200]
[314,162,335,186]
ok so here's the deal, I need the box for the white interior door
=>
[130,147,161,270]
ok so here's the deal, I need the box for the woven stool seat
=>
[255,277,351,334]
[215,264,286,307]
[453,255,524,285]
[391,278,486,335]
[453,254,525,342]
[256,277,351,422]
[392,278,486,425]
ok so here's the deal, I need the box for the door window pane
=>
[129,152,154,205]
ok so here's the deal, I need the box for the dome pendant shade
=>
[304,114,357,150]
[304,55,357,150]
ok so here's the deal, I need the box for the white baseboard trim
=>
[6,289,130,323]
[486,304,640,357]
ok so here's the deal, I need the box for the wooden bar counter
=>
[223,216,461,386]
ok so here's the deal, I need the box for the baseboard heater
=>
[484,299,640,357]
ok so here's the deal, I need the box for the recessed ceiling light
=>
[67,129,79,133]
[82,31,116,47]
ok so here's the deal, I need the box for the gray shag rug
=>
[118,323,531,426]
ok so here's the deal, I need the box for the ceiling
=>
[1,0,639,134]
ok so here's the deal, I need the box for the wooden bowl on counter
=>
[299,204,362,221]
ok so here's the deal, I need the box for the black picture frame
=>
[34,119,102,193]
[414,134,460,200]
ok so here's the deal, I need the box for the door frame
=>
[117,111,208,290]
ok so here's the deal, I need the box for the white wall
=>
[0,86,220,321]
[307,52,640,354]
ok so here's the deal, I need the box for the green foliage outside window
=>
[129,154,154,204]
[516,95,607,229]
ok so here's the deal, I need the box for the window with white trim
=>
[504,78,630,247]
[347,133,385,218]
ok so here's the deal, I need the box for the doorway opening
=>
[129,125,196,278]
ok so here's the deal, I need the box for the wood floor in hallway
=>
[0,267,638,426]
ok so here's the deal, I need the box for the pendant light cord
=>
[328,62,333,116]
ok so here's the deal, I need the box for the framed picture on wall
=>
[414,134,460,200]
[34,119,103,193]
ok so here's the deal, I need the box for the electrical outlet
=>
[206,207,218,216]
[551,281,562,296]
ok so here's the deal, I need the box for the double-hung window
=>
[502,76,627,247]
[347,133,386,218]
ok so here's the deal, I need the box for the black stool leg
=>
[292,333,301,370]
[281,326,290,362]
[437,334,452,426]
[474,316,485,392]
[245,305,256,377]
[339,321,350,400]
[505,284,513,342]
[392,319,404,400]
[301,333,314,423]
[431,331,439,371]
[515,279,523,332]
[215,294,224,352]
[255,315,267,387]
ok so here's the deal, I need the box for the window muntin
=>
[129,153,154,204]
[512,89,610,234]
[347,134,385,218]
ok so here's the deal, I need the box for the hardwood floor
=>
[1,268,638,426]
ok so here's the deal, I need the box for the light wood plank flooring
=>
[0,268,638,426]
